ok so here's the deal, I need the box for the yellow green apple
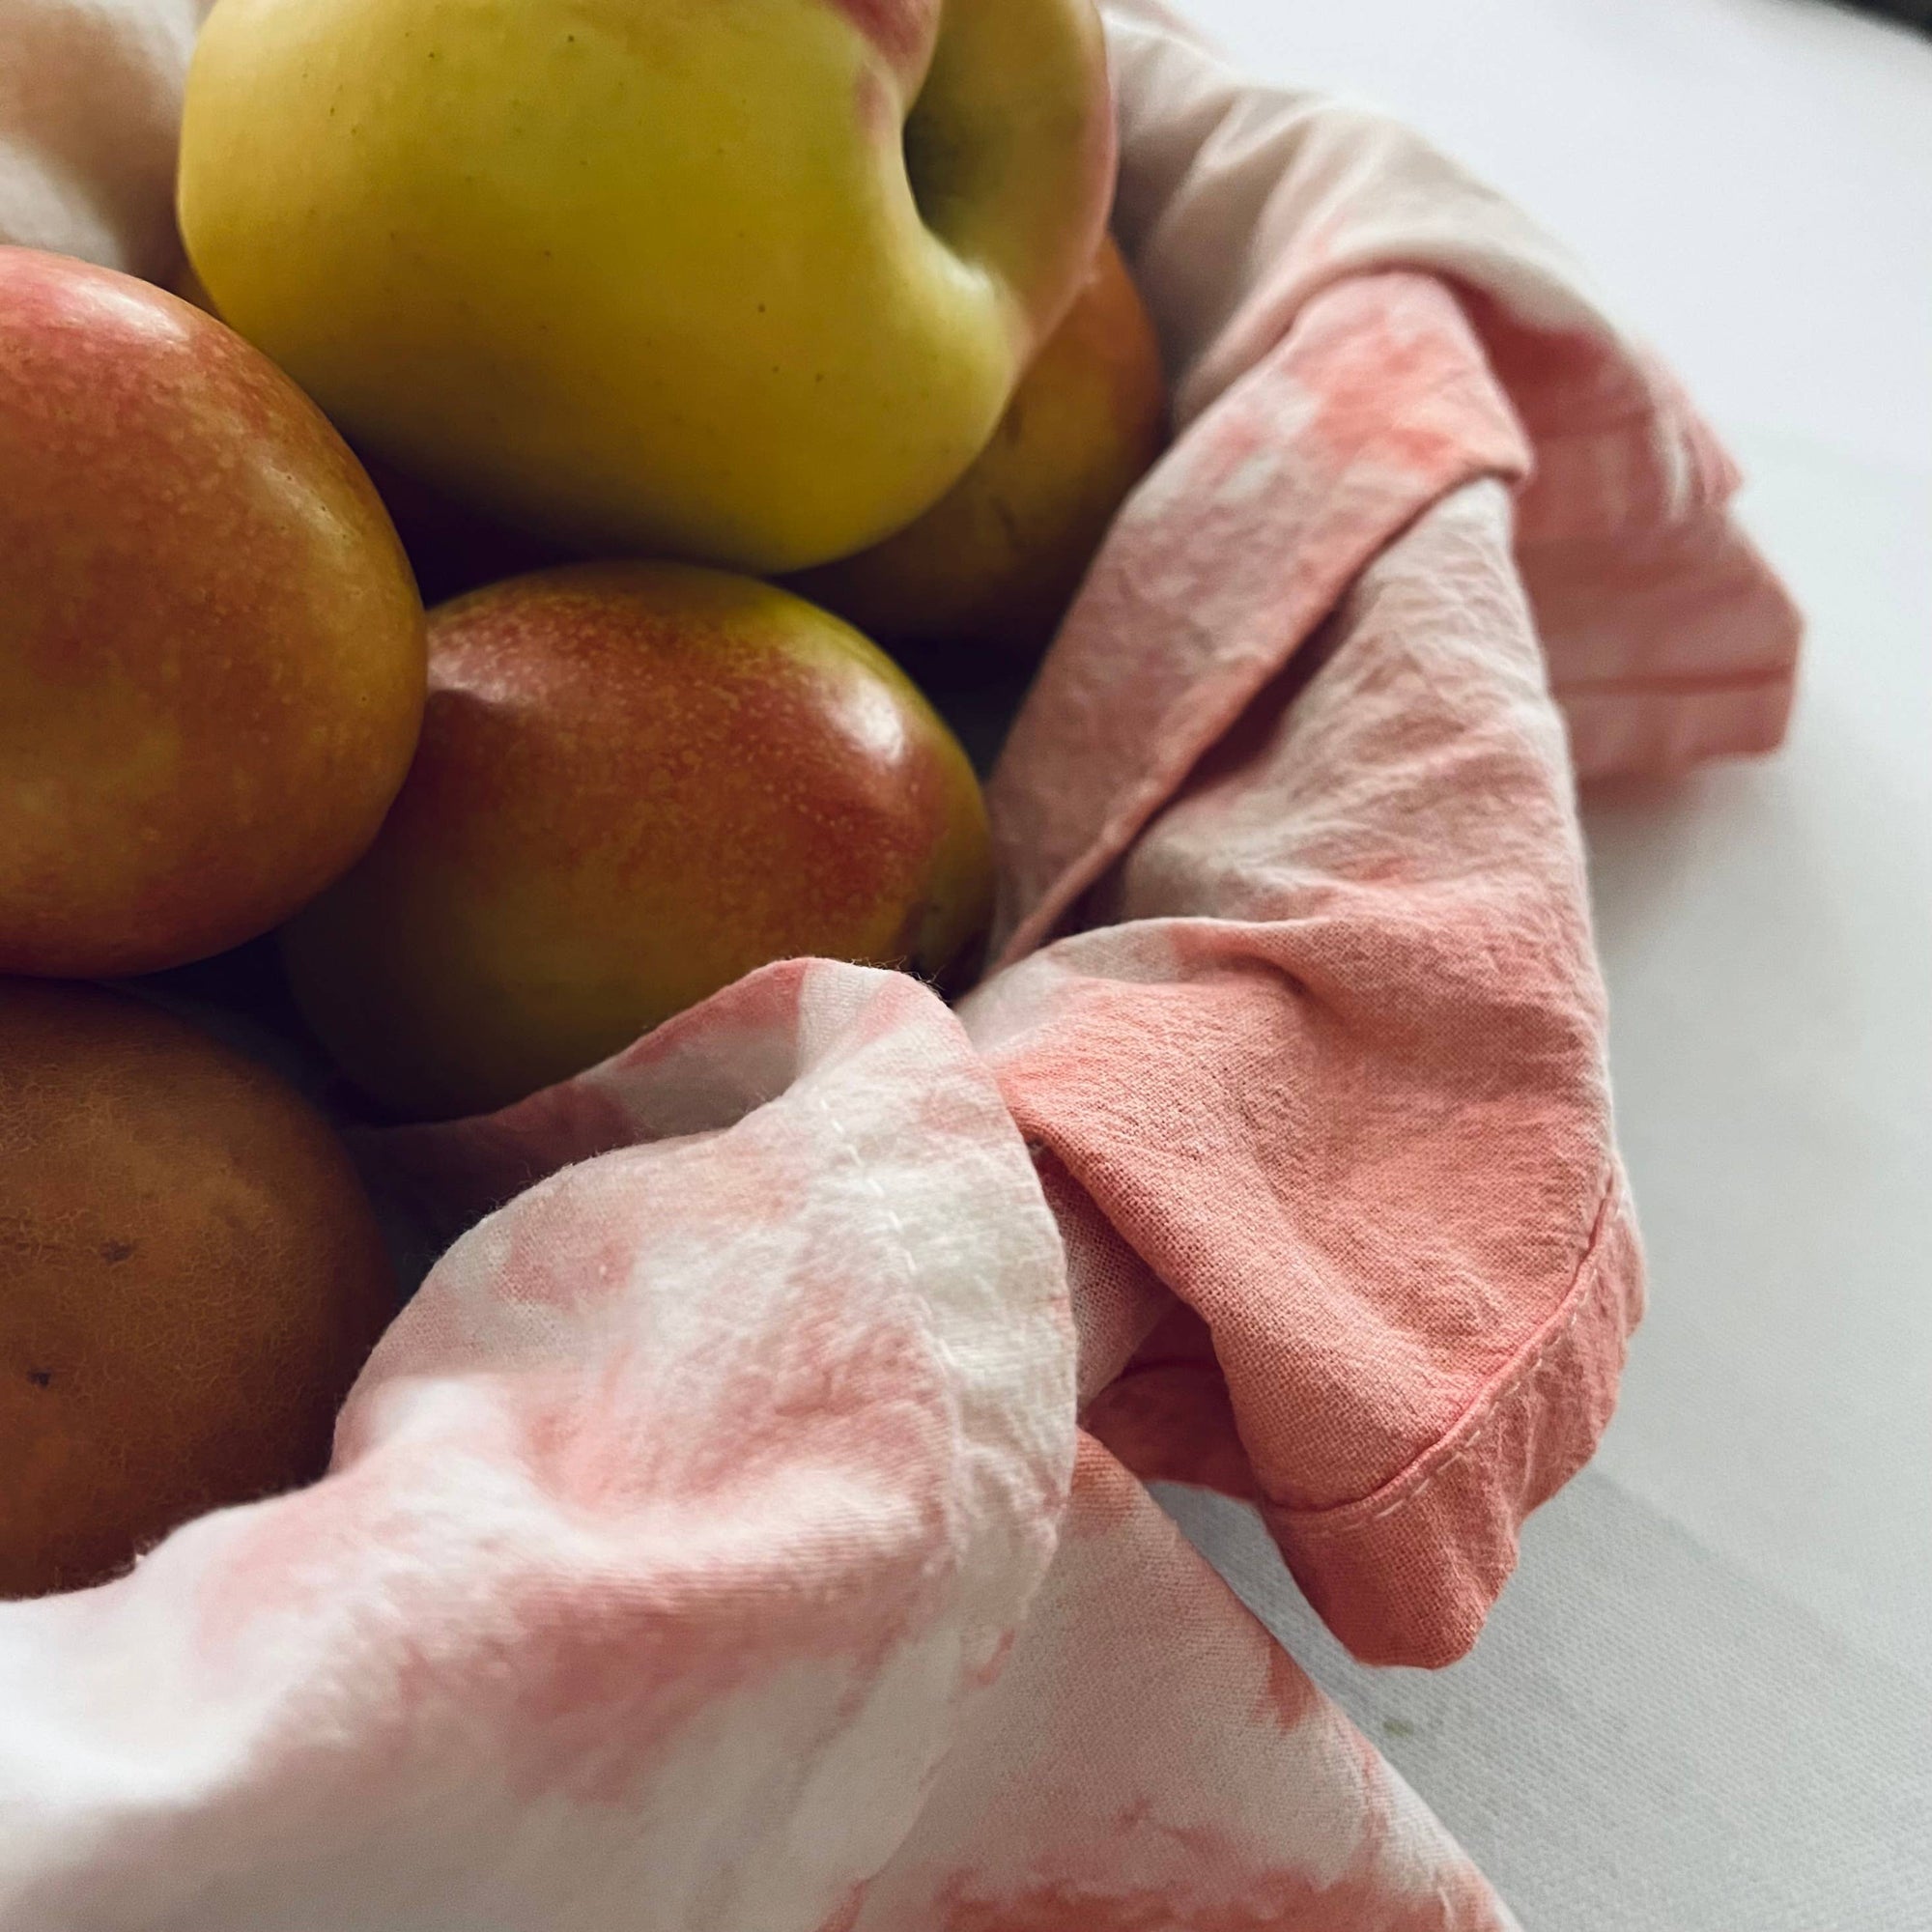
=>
[791,235,1167,668]
[178,0,1116,574]
[0,246,425,979]
[280,563,995,1121]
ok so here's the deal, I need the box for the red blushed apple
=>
[280,563,995,1122]
[0,248,426,978]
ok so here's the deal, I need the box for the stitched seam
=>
[806,1027,924,1341]
[1278,1160,1628,1539]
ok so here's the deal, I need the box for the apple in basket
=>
[267,240,1170,639]
[280,564,995,1122]
[176,0,1116,574]
[0,247,426,978]
[0,980,395,1600]
[237,232,1169,639]
[793,234,1170,672]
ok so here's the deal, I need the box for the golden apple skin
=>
[0,247,426,978]
[178,0,1116,574]
[280,563,994,1121]
[792,235,1167,668]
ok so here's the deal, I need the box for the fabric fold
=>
[973,447,1645,1663]
[1099,0,1801,781]
[0,963,1074,1928]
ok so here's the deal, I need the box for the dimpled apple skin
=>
[0,248,426,979]
[178,0,1115,574]
[0,980,396,1601]
[280,564,995,1122]
[792,235,1168,668]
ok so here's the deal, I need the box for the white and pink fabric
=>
[0,0,1801,1924]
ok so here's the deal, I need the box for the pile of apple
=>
[2,0,1164,1592]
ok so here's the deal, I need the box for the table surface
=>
[1158,3,1932,1928]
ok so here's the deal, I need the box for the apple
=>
[790,234,1167,670]
[178,0,1116,575]
[0,247,426,979]
[280,563,995,1121]
[1,979,395,1599]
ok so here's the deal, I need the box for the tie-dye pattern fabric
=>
[0,0,1797,1922]
[0,961,1517,1929]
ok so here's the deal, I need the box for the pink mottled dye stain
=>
[1259,1629,1321,1735]
[191,1455,395,1653]
[819,1885,870,1932]
[487,1221,973,1804]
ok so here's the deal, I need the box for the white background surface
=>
[1160,3,1932,1927]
